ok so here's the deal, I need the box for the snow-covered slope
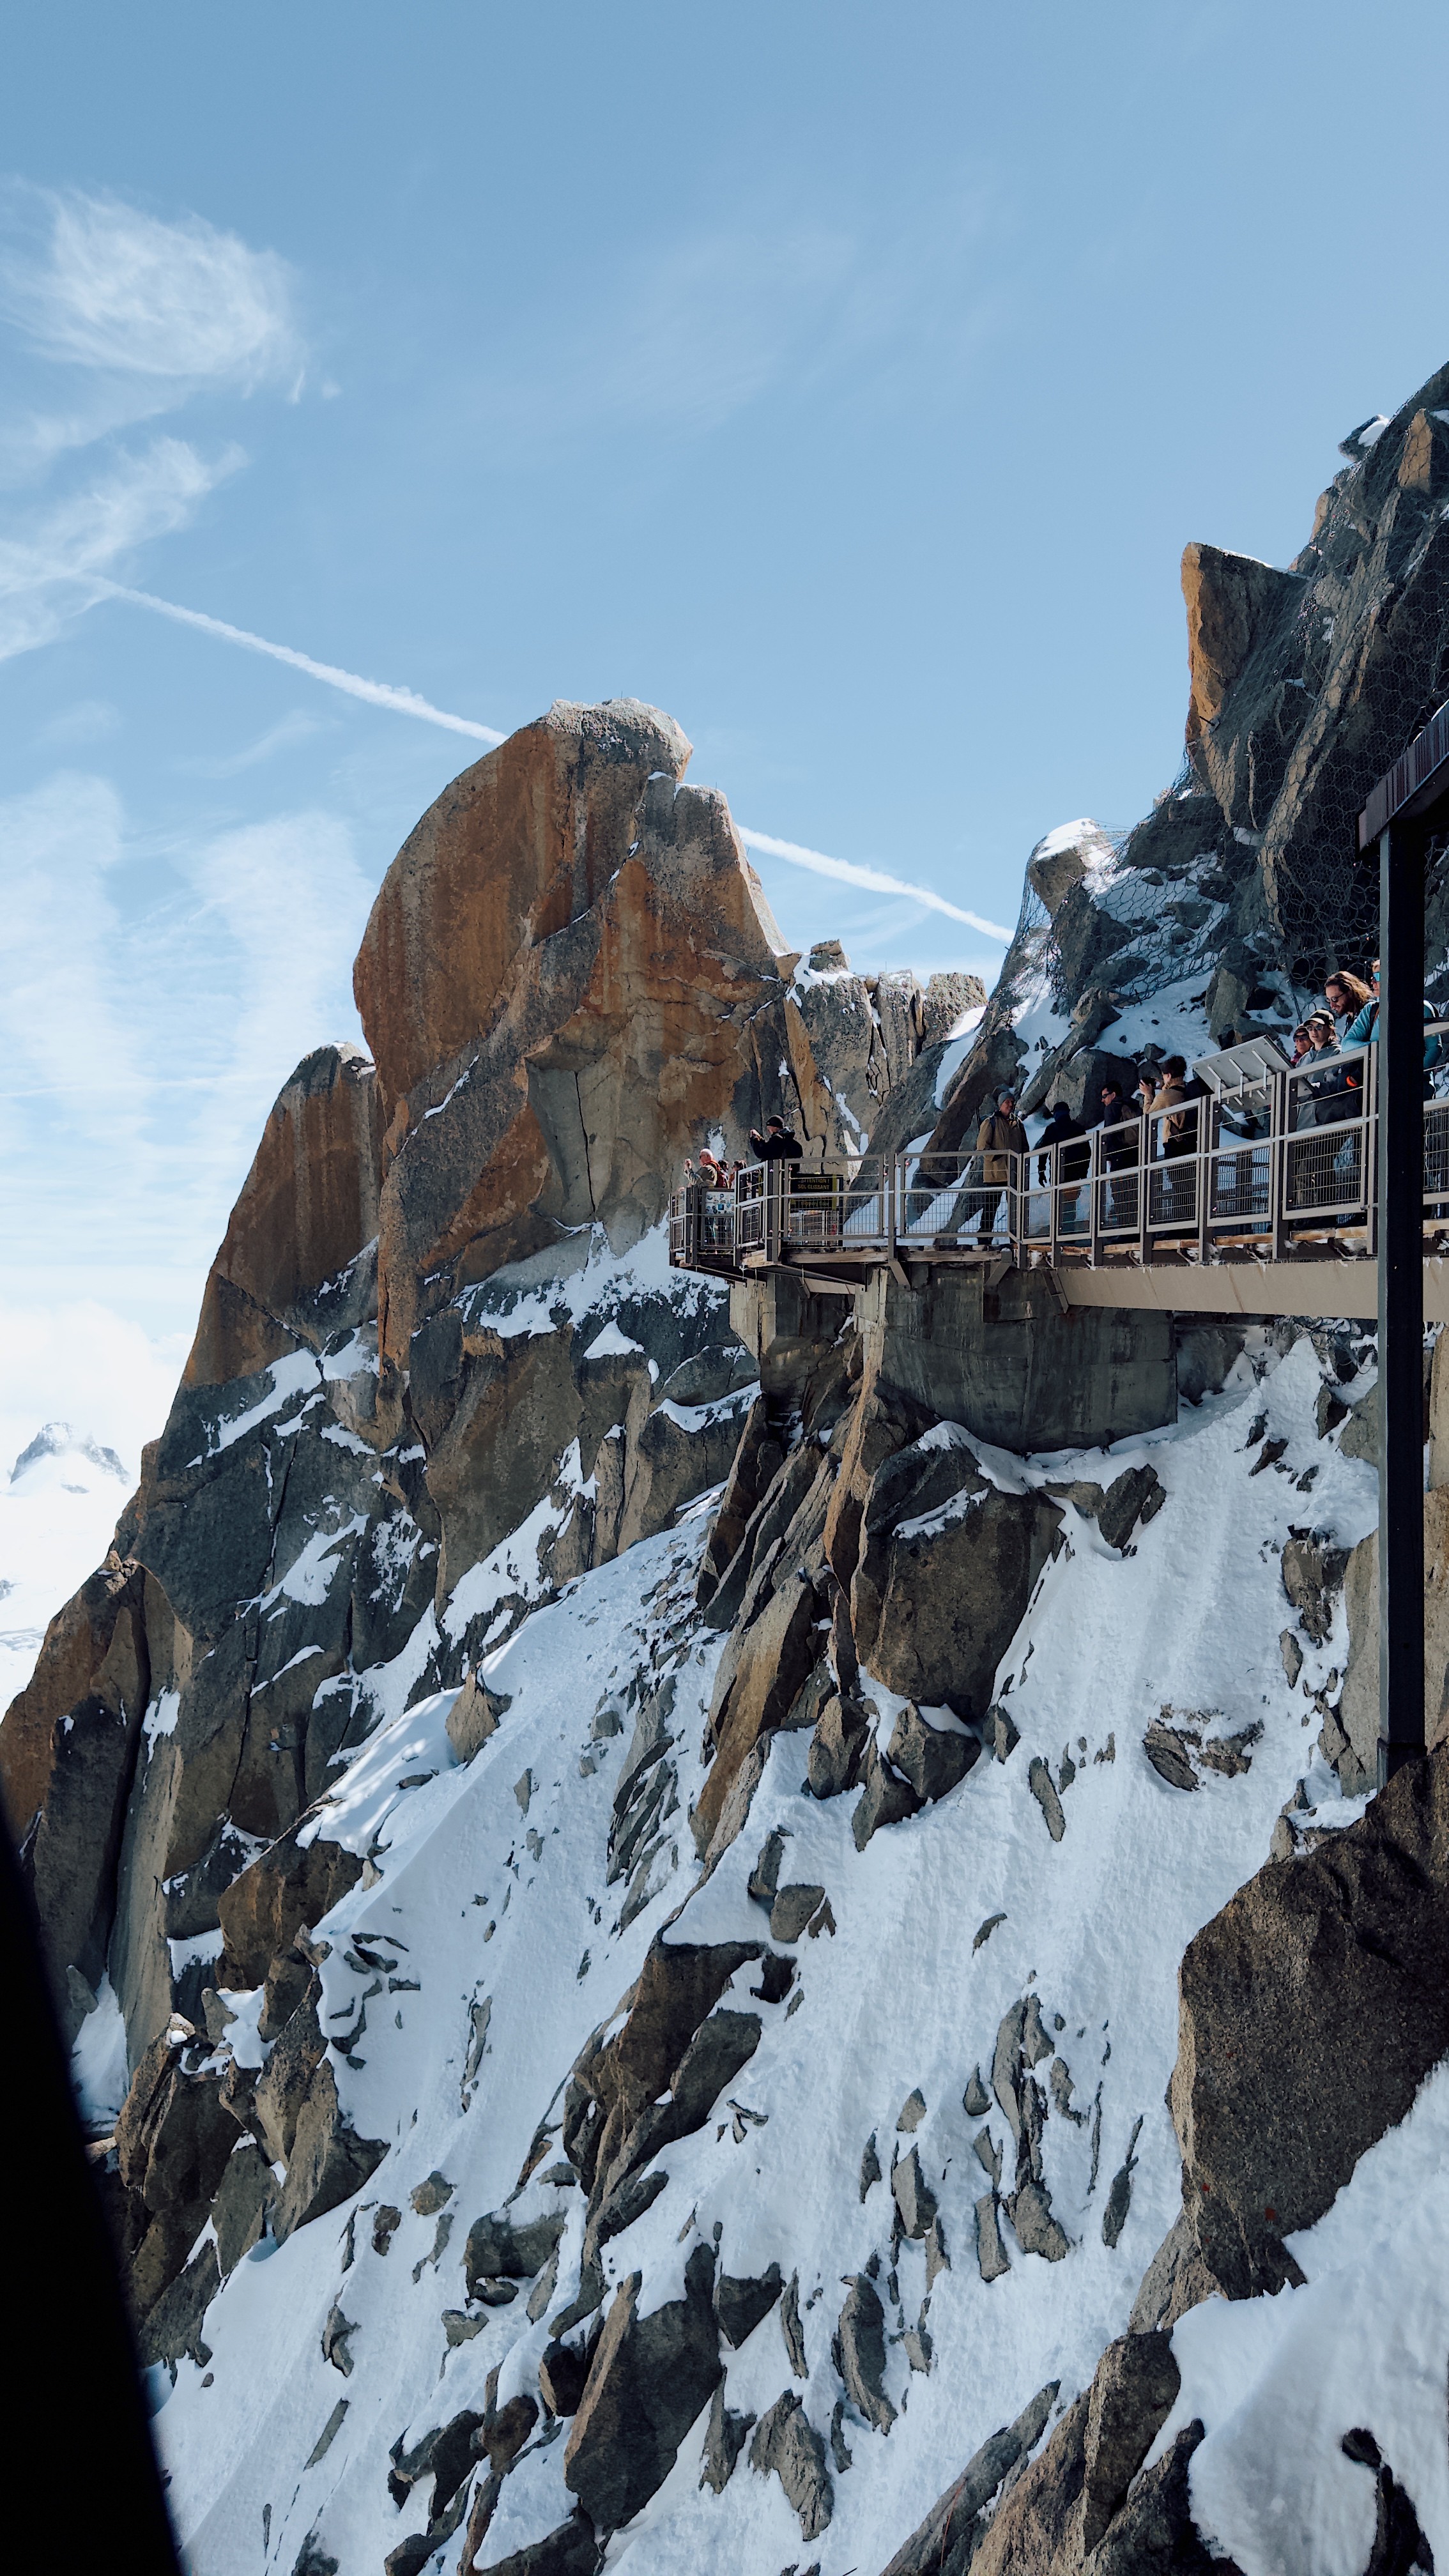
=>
[148,1337,1390,2576]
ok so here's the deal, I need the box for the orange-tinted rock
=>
[353,700,692,1114]
[184,1043,382,1388]
[365,721,797,1365]
[1181,542,1303,748]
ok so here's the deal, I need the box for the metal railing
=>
[668,1029,1449,1280]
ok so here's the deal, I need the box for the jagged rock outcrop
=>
[1181,542,1307,764]
[184,1043,383,1390]
[785,945,986,1149]
[849,1428,1062,1710]
[1,1552,150,2040]
[1142,1739,1449,2320]
[562,2246,721,2531]
[910,356,1449,1183]
[880,2381,1059,2576]
[356,703,791,1367]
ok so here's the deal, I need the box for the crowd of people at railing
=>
[675,958,1449,1257]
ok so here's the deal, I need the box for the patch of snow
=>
[652,1390,756,1434]
[70,1974,129,2131]
[194,1351,322,1462]
[319,1421,374,1456]
[932,1031,977,1107]
[1030,818,1114,868]
[263,1515,369,1612]
[459,1222,725,1347]
[584,1322,646,1361]
[1154,2057,1449,2576]
[142,1688,181,1746]
[1100,970,1225,1073]
[320,1327,376,1381]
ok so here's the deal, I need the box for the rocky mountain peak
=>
[10,1423,128,1487]
[353,697,694,1113]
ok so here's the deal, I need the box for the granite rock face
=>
[1162,1742,1449,2307]
[850,1429,1062,1712]
[183,1043,383,1391]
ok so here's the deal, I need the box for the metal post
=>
[1377,816,1426,1782]
[1271,1069,1291,1261]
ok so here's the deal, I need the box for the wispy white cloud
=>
[0,773,151,1140]
[36,695,121,747]
[0,439,240,658]
[176,708,326,778]
[178,808,374,1126]
[0,186,298,654]
[0,183,302,476]
[463,187,1002,453]
[0,771,372,1296]
[0,187,299,387]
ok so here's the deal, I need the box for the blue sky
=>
[3,0,1448,1471]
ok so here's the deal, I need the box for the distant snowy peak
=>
[9,1422,128,1490]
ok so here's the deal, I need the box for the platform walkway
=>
[669,1031,1449,1320]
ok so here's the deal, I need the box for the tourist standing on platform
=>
[748,1114,803,1162]
[1097,1080,1138,1229]
[972,1090,1027,1237]
[1038,1099,1089,1233]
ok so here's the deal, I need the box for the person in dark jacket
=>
[1038,1099,1089,1232]
[748,1114,803,1162]
[1096,1079,1138,1227]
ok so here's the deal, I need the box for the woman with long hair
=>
[1323,969,1374,1028]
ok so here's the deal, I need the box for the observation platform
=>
[669,1032,1449,1322]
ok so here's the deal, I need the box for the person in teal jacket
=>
[1326,959,1442,1069]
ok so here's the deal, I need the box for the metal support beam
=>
[1377,816,1426,1782]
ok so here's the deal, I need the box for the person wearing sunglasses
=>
[1330,961,1441,1079]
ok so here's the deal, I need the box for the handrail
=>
[668,1027,1449,1280]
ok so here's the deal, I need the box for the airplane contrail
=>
[735,828,1013,942]
[93,581,1011,940]
[93,580,506,744]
